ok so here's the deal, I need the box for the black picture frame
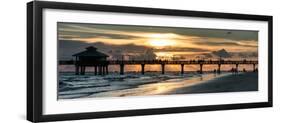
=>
[27,1,273,122]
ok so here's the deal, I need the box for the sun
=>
[148,39,175,47]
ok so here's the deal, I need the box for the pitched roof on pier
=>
[73,46,109,57]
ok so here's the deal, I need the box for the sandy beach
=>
[165,72,258,95]
[59,72,258,99]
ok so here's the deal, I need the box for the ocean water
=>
[58,72,229,99]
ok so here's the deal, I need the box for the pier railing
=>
[108,60,258,65]
[59,60,258,65]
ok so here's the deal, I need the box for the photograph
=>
[58,22,259,100]
[26,1,273,122]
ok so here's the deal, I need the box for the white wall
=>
[0,0,280,123]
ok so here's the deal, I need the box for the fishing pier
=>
[61,46,258,75]
[60,59,258,75]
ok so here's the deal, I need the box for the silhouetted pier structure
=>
[60,59,258,75]
[72,46,109,75]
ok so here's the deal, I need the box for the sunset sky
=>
[58,22,258,71]
[58,22,258,60]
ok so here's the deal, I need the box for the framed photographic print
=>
[27,1,273,122]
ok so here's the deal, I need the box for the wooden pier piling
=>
[218,64,221,73]
[94,66,97,75]
[141,64,145,75]
[120,64,124,75]
[236,64,239,72]
[181,64,184,74]
[199,64,203,74]
[161,64,165,74]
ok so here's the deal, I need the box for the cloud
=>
[59,40,151,60]
[59,31,140,40]
[192,40,258,48]
[58,22,258,60]
[58,22,258,41]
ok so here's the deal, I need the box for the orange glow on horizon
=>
[148,39,175,47]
